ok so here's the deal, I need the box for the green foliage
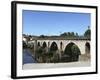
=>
[60,32,66,37]
[71,45,80,55]
[76,33,78,36]
[35,43,81,63]
[64,43,80,62]
[24,26,90,40]
[60,32,78,37]
[47,51,53,58]
[84,28,91,38]
[36,47,43,56]
[39,35,45,38]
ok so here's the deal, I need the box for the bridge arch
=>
[37,42,40,46]
[50,42,58,51]
[64,42,81,62]
[42,42,47,48]
[85,42,90,54]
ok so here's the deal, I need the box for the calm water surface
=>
[23,49,37,64]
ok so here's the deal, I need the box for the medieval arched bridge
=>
[28,38,90,56]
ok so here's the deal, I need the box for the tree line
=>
[23,26,91,40]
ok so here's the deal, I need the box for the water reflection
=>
[23,49,37,64]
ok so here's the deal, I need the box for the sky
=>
[23,10,90,36]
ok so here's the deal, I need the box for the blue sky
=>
[23,10,90,36]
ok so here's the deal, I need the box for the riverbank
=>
[22,60,90,70]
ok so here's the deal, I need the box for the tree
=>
[36,47,43,56]
[71,45,80,55]
[47,51,54,62]
[84,28,91,39]
[39,35,45,38]
[76,33,78,36]
[67,32,70,36]
[60,32,77,38]
[71,45,81,61]
[60,32,67,37]
[71,32,75,36]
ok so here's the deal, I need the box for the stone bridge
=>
[28,39,90,55]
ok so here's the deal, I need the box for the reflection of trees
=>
[71,45,81,61]
[35,42,81,63]
[35,45,60,63]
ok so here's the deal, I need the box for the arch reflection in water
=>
[63,42,81,62]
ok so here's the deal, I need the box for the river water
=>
[23,49,37,64]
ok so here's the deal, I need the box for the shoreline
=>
[22,61,90,70]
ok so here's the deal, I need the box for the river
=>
[23,49,37,64]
